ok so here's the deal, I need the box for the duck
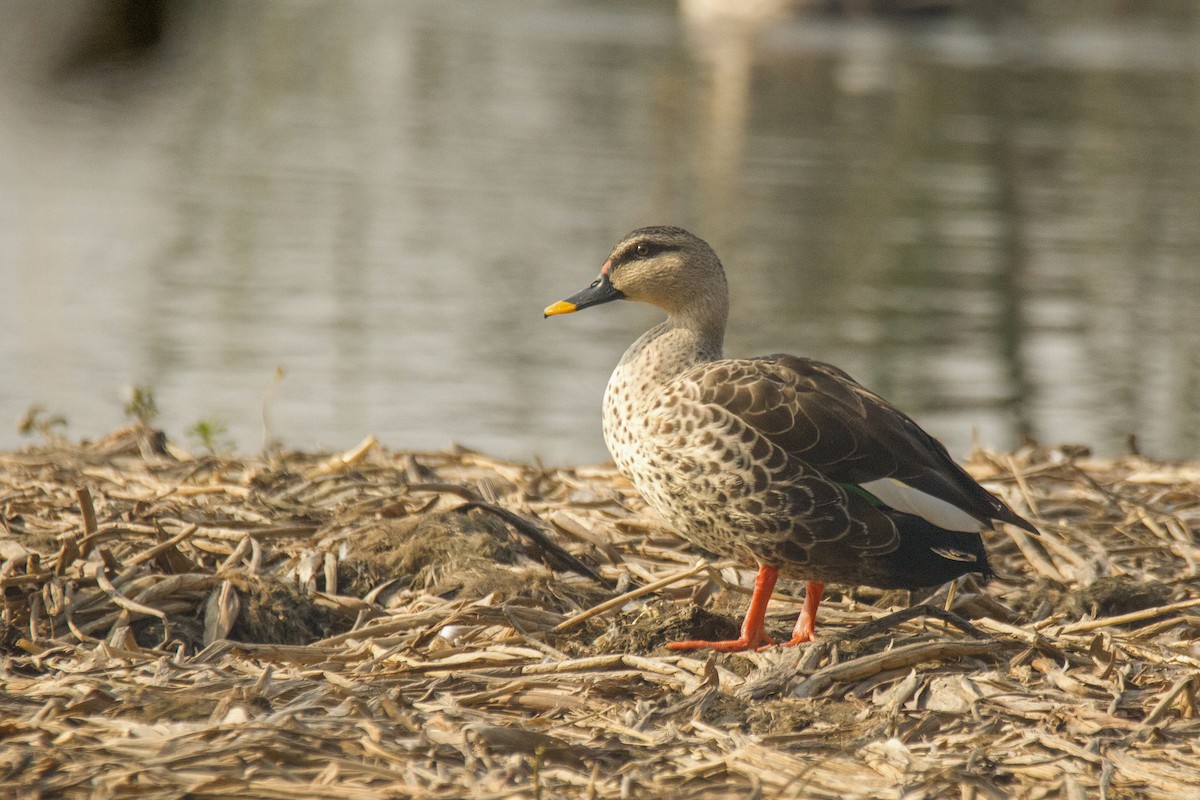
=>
[545,226,1038,653]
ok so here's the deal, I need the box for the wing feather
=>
[683,355,1037,534]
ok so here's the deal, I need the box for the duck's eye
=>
[635,243,651,257]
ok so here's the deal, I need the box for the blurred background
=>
[2,0,1198,463]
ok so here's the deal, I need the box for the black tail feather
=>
[869,509,993,590]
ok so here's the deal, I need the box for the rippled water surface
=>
[2,1,1199,462]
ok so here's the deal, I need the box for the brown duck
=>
[545,226,1037,652]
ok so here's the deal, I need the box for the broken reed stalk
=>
[552,561,708,632]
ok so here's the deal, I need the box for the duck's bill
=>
[543,273,624,317]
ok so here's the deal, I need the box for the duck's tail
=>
[869,509,994,590]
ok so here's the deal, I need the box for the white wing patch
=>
[860,478,985,532]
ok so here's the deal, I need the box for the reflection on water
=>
[1,0,1198,462]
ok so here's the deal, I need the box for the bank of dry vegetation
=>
[1,425,1198,798]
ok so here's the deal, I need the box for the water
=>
[2,0,1199,463]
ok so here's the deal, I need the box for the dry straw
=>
[1,425,1199,798]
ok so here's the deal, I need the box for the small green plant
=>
[17,405,68,439]
[124,385,159,425]
[187,418,231,455]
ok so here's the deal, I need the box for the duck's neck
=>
[616,310,726,387]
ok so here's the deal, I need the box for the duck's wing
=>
[684,355,1038,535]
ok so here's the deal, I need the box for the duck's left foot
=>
[757,629,815,652]
[759,581,823,650]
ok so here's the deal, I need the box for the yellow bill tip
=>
[543,300,577,317]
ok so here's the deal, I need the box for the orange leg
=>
[668,565,779,653]
[781,581,824,646]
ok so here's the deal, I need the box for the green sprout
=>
[187,419,232,455]
[17,405,68,440]
[124,385,159,425]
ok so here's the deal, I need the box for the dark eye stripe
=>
[612,239,677,270]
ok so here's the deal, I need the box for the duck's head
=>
[544,226,728,320]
